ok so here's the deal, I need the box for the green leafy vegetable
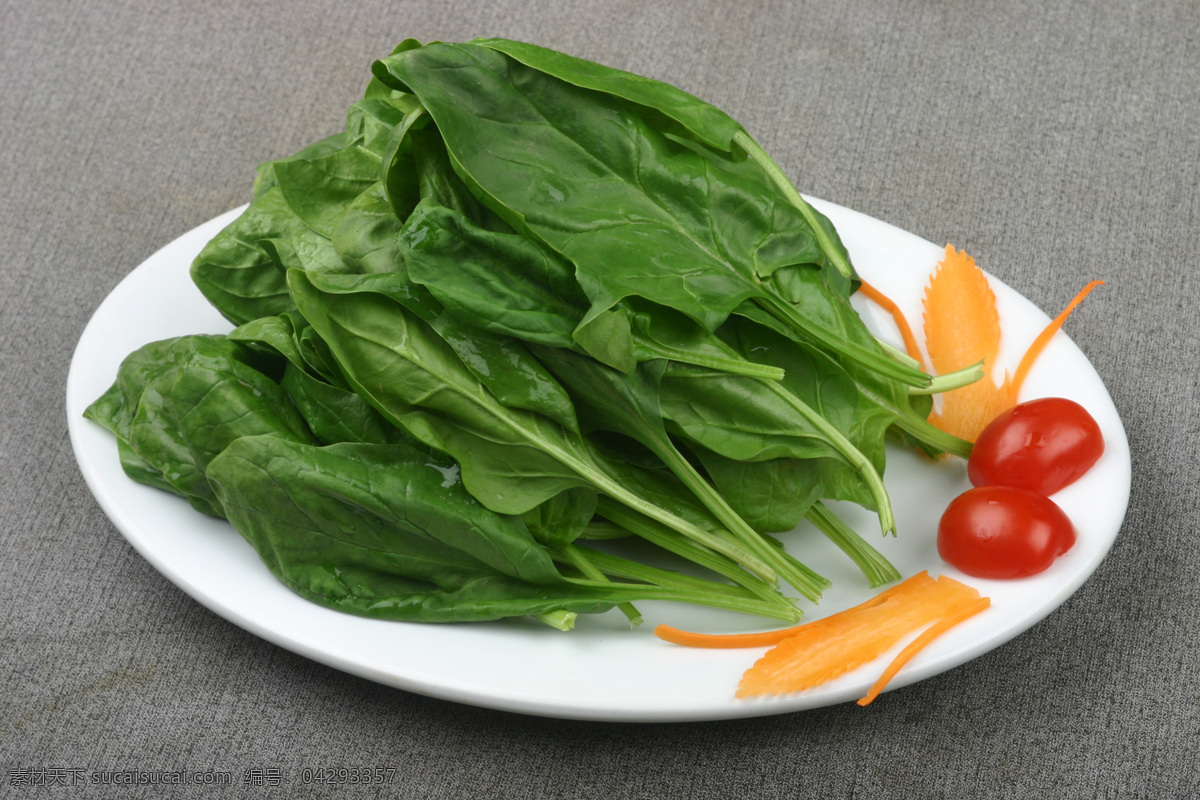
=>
[85,36,978,630]
[84,335,314,516]
[373,41,928,386]
[210,436,795,624]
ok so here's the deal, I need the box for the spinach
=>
[529,344,828,601]
[84,335,314,516]
[209,436,796,624]
[373,41,928,387]
[286,267,780,585]
[207,435,618,624]
[398,199,784,379]
[87,36,978,629]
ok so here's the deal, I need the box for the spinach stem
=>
[644,341,785,381]
[532,610,578,631]
[572,463,779,581]
[559,544,643,625]
[594,498,796,613]
[874,337,922,369]
[562,576,802,622]
[757,378,897,536]
[578,520,634,540]
[805,502,901,588]
[564,544,763,598]
[758,293,931,388]
[911,361,985,396]
[654,444,831,602]
[894,412,974,459]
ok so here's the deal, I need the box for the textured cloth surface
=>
[2,1,1197,798]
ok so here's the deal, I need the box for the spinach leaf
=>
[273,144,381,239]
[287,267,778,582]
[520,487,597,550]
[330,181,408,274]
[472,38,743,151]
[209,435,799,623]
[190,188,302,324]
[279,363,417,446]
[691,451,823,534]
[84,335,315,516]
[373,41,927,386]
[473,37,863,296]
[252,132,351,198]
[399,199,587,349]
[230,314,414,447]
[345,95,423,157]
[191,185,358,325]
[398,199,783,379]
[207,435,623,622]
[293,269,582,433]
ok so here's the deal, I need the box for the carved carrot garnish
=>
[921,245,1017,441]
[865,244,1103,443]
[654,571,990,705]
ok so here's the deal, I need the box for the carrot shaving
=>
[856,591,990,706]
[1009,280,1105,397]
[657,572,989,705]
[735,571,985,699]
[922,246,1001,379]
[858,279,925,367]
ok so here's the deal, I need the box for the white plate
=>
[66,200,1131,722]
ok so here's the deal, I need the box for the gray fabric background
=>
[2,0,1196,797]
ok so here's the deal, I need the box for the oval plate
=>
[66,199,1131,722]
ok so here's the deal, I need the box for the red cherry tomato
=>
[968,397,1104,496]
[937,486,1076,579]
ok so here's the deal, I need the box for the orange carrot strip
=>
[653,572,929,649]
[653,620,827,650]
[856,593,991,706]
[735,573,985,699]
[858,279,925,367]
[1009,280,1105,399]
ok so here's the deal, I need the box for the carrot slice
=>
[655,572,990,705]
[921,245,1014,441]
[733,572,986,699]
[858,279,925,367]
[922,245,1001,379]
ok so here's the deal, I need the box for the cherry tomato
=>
[968,397,1104,496]
[937,485,1076,579]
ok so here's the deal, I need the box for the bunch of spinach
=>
[87,37,970,629]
